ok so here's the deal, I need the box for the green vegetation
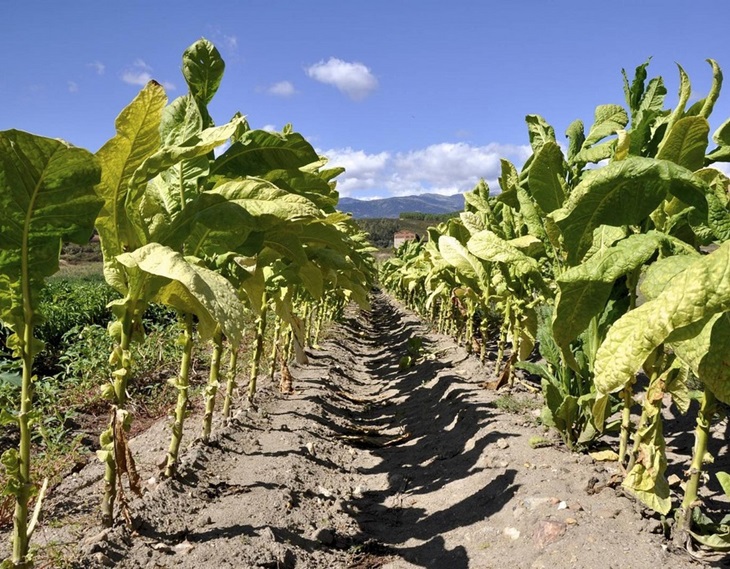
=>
[380,58,730,553]
[0,38,376,567]
[399,211,460,222]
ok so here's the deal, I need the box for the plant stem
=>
[269,317,281,381]
[618,385,634,467]
[222,348,238,419]
[11,322,34,567]
[165,313,194,478]
[675,388,717,544]
[201,328,223,442]
[248,300,268,404]
[101,309,134,527]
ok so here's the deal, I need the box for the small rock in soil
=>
[314,528,335,546]
[533,520,567,549]
[94,552,115,567]
[594,507,621,519]
[503,527,521,540]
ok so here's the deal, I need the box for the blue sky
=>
[3,1,729,199]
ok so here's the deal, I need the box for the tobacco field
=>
[1,39,730,568]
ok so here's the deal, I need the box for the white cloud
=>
[87,61,105,75]
[305,57,378,101]
[321,143,531,198]
[121,60,175,91]
[223,34,238,52]
[67,81,78,93]
[261,124,278,132]
[267,81,296,97]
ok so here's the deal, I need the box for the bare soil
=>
[3,292,728,568]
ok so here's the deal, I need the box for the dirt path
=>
[5,292,723,568]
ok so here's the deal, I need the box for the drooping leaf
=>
[669,314,730,405]
[466,229,541,279]
[211,178,321,225]
[116,243,245,348]
[261,168,339,212]
[211,129,320,179]
[553,232,665,353]
[551,157,708,264]
[593,242,730,396]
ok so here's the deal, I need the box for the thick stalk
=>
[247,301,268,404]
[299,301,310,347]
[165,313,194,478]
[479,320,488,364]
[675,388,717,542]
[618,386,634,466]
[283,327,293,363]
[201,329,223,442]
[222,348,239,419]
[268,317,282,381]
[313,298,328,347]
[11,322,34,566]
[465,304,475,354]
[101,309,134,527]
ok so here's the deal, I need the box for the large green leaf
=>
[594,241,730,396]
[130,118,244,204]
[117,243,245,348]
[707,117,730,162]
[552,232,665,353]
[668,313,730,404]
[655,116,709,171]
[527,141,566,213]
[182,39,225,127]
[95,82,167,292]
[639,254,699,300]
[551,157,708,264]
[525,115,556,154]
[211,178,321,224]
[0,130,102,347]
[438,235,487,288]
[565,119,585,162]
[261,168,339,212]
[211,130,320,179]
[466,229,540,279]
[160,94,203,147]
[623,59,650,120]
[583,104,629,147]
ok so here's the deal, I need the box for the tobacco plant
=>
[0,130,102,567]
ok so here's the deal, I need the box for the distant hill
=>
[339,193,465,219]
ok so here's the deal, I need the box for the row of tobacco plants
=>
[381,60,730,555]
[0,39,376,567]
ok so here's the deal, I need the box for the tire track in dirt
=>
[5,291,709,568]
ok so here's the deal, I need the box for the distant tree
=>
[354,218,400,248]
[399,211,460,221]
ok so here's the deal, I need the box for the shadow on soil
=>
[303,292,517,568]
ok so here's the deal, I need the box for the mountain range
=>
[338,193,465,219]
